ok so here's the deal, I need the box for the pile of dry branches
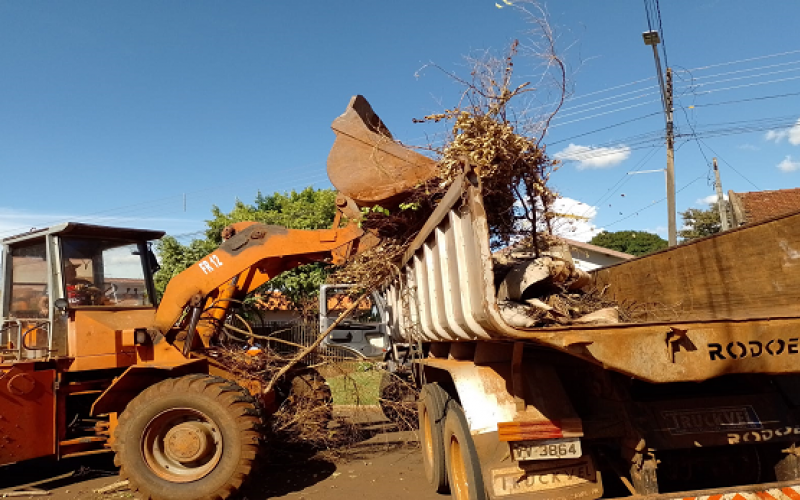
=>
[332,32,564,291]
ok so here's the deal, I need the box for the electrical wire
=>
[675,65,800,93]
[548,112,662,146]
[680,59,800,83]
[681,90,800,109]
[569,175,705,240]
[696,139,761,190]
[676,49,800,74]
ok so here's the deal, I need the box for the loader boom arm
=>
[153,220,365,338]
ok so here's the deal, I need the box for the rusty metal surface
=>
[153,221,364,336]
[387,170,800,382]
[327,95,437,206]
[0,365,56,465]
[66,309,157,371]
[608,479,800,500]
[90,359,207,416]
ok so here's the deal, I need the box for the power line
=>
[680,90,800,109]
[550,98,662,128]
[685,74,800,97]
[548,112,661,146]
[570,175,705,239]
[675,65,800,93]
[681,59,800,83]
[654,0,669,69]
[696,140,761,190]
[552,89,661,121]
[677,49,800,74]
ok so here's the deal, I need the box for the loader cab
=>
[319,284,389,360]
[1,223,164,363]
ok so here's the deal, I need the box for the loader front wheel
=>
[113,374,262,500]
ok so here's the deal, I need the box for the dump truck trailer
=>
[375,168,800,499]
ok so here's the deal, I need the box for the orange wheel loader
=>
[0,95,435,500]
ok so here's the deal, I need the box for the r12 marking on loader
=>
[198,255,224,275]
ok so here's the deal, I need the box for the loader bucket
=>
[327,95,438,206]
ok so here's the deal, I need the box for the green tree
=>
[154,187,338,310]
[679,203,722,242]
[589,230,668,256]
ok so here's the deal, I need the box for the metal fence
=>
[250,320,364,366]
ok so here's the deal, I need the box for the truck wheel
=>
[419,383,450,492]
[113,374,262,500]
[443,400,486,500]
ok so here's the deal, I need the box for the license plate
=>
[492,458,598,497]
[510,438,582,461]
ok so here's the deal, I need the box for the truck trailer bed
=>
[385,171,800,383]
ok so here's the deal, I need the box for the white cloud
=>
[696,194,727,206]
[778,155,800,172]
[765,118,800,145]
[511,197,601,243]
[553,143,631,170]
[549,197,602,243]
[738,143,759,151]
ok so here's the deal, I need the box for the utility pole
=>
[643,30,677,246]
[713,158,730,231]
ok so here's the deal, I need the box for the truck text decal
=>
[198,255,224,275]
[707,339,799,360]
[662,406,761,435]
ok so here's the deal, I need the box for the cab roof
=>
[2,222,166,245]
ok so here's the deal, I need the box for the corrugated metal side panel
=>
[391,202,494,342]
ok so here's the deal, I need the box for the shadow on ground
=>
[0,453,117,493]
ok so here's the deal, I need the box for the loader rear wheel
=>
[419,383,450,493]
[443,400,486,500]
[113,374,262,500]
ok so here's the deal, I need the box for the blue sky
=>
[1,1,799,243]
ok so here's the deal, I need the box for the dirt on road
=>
[0,430,440,500]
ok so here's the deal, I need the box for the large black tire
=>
[419,383,450,493]
[379,371,418,430]
[112,374,262,500]
[443,400,486,500]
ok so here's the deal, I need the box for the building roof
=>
[561,238,635,260]
[255,291,294,311]
[729,187,800,226]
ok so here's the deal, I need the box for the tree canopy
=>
[679,203,722,242]
[154,187,338,311]
[589,230,668,256]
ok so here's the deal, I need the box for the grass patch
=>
[327,370,381,406]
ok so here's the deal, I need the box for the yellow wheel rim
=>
[422,405,434,474]
[449,434,469,500]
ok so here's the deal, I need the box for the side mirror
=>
[54,298,68,311]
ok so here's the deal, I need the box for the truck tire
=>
[112,374,262,500]
[443,400,486,500]
[419,383,450,493]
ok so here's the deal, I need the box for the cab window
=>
[9,242,48,318]
[62,238,152,307]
